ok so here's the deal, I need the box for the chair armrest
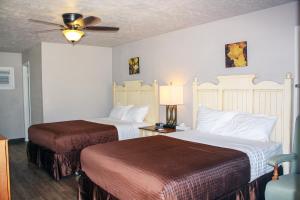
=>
[267,153,297,166]
[267,153,297,180]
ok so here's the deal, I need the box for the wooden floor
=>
[9,142,77,200]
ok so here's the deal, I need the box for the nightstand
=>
[139,125,183,137]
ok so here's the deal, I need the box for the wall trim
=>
[8,138,25,144]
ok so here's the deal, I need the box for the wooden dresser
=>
[0,135,10,200]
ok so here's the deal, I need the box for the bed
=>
[27,80,159,180]
[77,74,293,200]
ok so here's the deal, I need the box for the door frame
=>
[23,61,31,141]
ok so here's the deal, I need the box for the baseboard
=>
[8,138,25,144]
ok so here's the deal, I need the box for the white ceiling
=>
[0,0,296,52]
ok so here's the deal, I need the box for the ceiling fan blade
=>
[29,19,65,28]
[85,26,119,31]
[82,16,101,27]
[67,17,84,28]
[34,29,62,33]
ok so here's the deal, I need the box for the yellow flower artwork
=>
[129,57,140,75]
[225,41,247,68]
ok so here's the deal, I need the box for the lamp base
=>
[163,123,176,129]
[165,105,177,129]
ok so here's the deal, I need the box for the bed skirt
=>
[77,168,282,200]
[27,141,81,180]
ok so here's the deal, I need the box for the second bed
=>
[27,80,159,180]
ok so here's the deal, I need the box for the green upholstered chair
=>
[265,115,300,200]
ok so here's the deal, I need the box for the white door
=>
[23,61,31,141]
[295,26,300,118]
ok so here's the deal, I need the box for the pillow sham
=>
[122,106,149,123]
[109,105,133,120]
[213,113,277,142]
[196,106,237,134]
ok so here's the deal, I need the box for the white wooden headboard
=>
[193,74,293,155]
[113,80,159,125]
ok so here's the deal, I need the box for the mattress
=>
[167,130,282,181]
[29,117,147,153]
[86,117,148,140]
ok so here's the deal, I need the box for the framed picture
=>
[225,41,247,68]
[129,57,140,75]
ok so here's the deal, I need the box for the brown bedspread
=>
[29,120,118,153]
[81,135,250,200]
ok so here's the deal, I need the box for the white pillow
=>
[109,105,133,120]
[122,106,149,122]
[196,106,237,133]
[213,113,277,142]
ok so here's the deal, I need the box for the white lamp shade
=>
[62,29,85,42]
[160,85,183,105]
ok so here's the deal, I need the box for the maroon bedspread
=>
[81,135,250,200]
[28,120,118,153]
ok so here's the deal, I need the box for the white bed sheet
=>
[167,130,282,182]
[86,118,148,140]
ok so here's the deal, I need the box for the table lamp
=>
[159,83,183,129]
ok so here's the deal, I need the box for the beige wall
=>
[112,2,299,126]
[0,52,24,139]
[41,42,112,122]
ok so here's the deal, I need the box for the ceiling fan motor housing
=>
[62,13,83,27]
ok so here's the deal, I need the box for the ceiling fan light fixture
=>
[62,29,85,43]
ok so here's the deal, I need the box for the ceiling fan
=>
[29,13,119,43]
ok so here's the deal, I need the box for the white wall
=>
[112,2,299,126]
[0,52,24,139]
[22,44,43,125]
[41,42,112,122]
